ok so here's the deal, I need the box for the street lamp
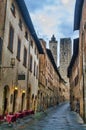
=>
[10,58,15,68]
[0,58,15,69]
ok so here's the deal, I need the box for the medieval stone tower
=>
[49,35,58,66]
[60,38,72,84]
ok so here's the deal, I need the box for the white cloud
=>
[27,0,76,44]
[61,0,69,4]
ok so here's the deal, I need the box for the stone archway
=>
[3,85,10,114]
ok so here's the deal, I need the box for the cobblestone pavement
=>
[0,102,86,130]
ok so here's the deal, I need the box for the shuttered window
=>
[23,47,27,67]
[8,25,14,52]
[30,55,33,72]
[17,38,21,61]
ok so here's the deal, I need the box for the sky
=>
[24,0,78,43]
[24,0,78,65]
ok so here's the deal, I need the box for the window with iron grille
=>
[8,25,14,53]
[17,38,21,61]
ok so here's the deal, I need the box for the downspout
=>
[3,0,7,36]
[82,30,85,121]
[0,0,7,75]
[26,37,30,109]
[82,22,86,122]
[1,0,7,114]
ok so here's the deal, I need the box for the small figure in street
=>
[74,99,80,113]
[76,99,80,113]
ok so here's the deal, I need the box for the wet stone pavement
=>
[0,102,86,130]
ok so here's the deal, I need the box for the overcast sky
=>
[24,0,78,45]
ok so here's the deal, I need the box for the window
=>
[30,40,33,48]
[23,47,27,67]
[19,19,22,30]
[46,79,47,85]
[35,46,36,54]
[0,38,3,64]
[37,53,38,59]
[75,75,78,86]
[17,38,21,61]
[25,31,28,40]
[59,88,61,92]
[34,62,36,76]
[8,25,14,52]
[36,66,38,79]
[30,55,33,72]
[10,3,15,17]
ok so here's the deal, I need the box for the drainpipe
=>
[26,38,30,110]
[82,22,86,122]
[0,0,7,80]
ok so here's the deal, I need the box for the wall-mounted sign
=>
[18,74,25,80]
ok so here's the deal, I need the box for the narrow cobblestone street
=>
[0,102,86,130]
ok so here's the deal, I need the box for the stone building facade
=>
[68,0,86,122]
[0,0,43,114]
[49,35,58,66]
[68,38,81,114]
[38,39,69,112]
[0,0,69,116]
[60,38,72,84]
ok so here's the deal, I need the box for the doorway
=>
[12,90,18,113]
[21,93,25,111]
[3,85,9,114]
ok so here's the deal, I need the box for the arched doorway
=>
[37,90,40,111]
[40,93,43,111]
[12,90,18,113]
[34,95,37,112]
[3,85,10,114]
[27,87,31,109]
[21,92,25,111]
[32,94,34,110]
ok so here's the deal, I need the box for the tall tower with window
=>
[49,35,58,66]
[60,38,72,84]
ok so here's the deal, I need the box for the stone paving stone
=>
[0,102,86,130]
